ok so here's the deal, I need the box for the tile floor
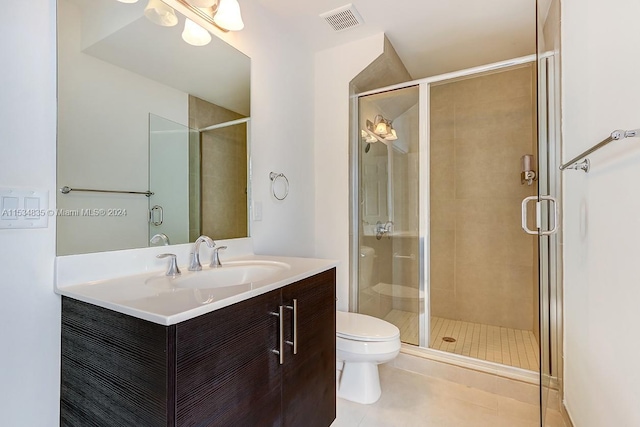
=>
[430,317,539,371]
[331,364,566,427]
[383,310,540,371]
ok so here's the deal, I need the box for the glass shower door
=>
[148,114,193,246]
[356,86,421,345]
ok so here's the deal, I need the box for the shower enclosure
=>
[351,54,561,409]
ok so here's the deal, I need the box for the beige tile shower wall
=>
[189,96,247,241]
[430,65,537,331]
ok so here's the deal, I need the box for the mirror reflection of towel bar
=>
[393,253,415,260]
[60,186,154,197]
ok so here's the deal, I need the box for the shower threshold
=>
[383,310,540,371]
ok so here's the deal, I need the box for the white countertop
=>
[55,251,338,326]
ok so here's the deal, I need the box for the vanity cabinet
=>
[60,268,336,427]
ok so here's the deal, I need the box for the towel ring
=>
[269,172,289,201]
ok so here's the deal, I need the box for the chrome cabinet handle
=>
[521,196,538,235]
[285,299,298,355]
[270,306,284,365]
[521,195,559,236]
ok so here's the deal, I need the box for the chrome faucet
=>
[189,235,215,271]
[210,246,227,268]
[375,220,393,240]
[150,233,170,246]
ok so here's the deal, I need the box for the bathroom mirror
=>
[56,0,250,256]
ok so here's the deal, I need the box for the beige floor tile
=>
[333,364,549,427]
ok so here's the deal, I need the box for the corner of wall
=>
[313,32,386,311]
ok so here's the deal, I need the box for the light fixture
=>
[213,0,244,31]
[182,18,212,46]
[144,0,178,26]
[368,114,399,141]
[176,0,244,32]
[361,130,376,143]
[185,0,216,7]
[117,0,139,3]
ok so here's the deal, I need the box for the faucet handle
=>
[157,253,181,277]
[210,246,227,268]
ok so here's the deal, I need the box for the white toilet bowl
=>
[336,311,401,404]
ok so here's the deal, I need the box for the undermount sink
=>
[146,260,291,290]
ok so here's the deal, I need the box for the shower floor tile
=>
[383,310,540,371]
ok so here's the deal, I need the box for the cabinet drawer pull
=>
[285,299,298,355]
[270,306,284,365]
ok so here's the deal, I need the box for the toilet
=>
[335,245,401,404]
[336,311,401,404]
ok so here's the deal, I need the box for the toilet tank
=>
[359,246,375,290]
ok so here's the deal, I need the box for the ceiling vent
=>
[320,4,364,32]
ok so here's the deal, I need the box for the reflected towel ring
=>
[269,172,289,201]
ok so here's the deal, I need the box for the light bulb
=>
[213,0,244,31]
[144,0,178,27]
[182,19,212,46]
[375,122,388,135]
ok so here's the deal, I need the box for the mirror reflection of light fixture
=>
[367,114,399,141]
[182,18,212,46]
[176,0,244,32]
[144,0,178,27]
[185,0,216,7]
[361,130,377,153]
[361,130,377,143]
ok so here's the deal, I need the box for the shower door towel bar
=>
[60,186,154,197]
[560,128,640,172]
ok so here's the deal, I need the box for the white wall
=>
[1,0,316,424]
[562,0,640,425]
[208,1,316,258]
[314,34,385,310]
[0,0,61,425]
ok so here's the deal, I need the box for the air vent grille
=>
[320,4,364,32]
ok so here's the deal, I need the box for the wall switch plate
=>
[0,188,49,229]
[253,201,263,221]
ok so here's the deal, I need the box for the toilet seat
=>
[336,311,400,342]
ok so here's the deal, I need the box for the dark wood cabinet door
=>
[60,297,174,427]
[175,288,283,427]
[281,269,336,427]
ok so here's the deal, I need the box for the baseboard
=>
[561,403,575,427]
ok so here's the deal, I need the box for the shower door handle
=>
[539,196,559,236]
[521,196,559,235]
[521,196,538,235]
[149,205,163,226]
